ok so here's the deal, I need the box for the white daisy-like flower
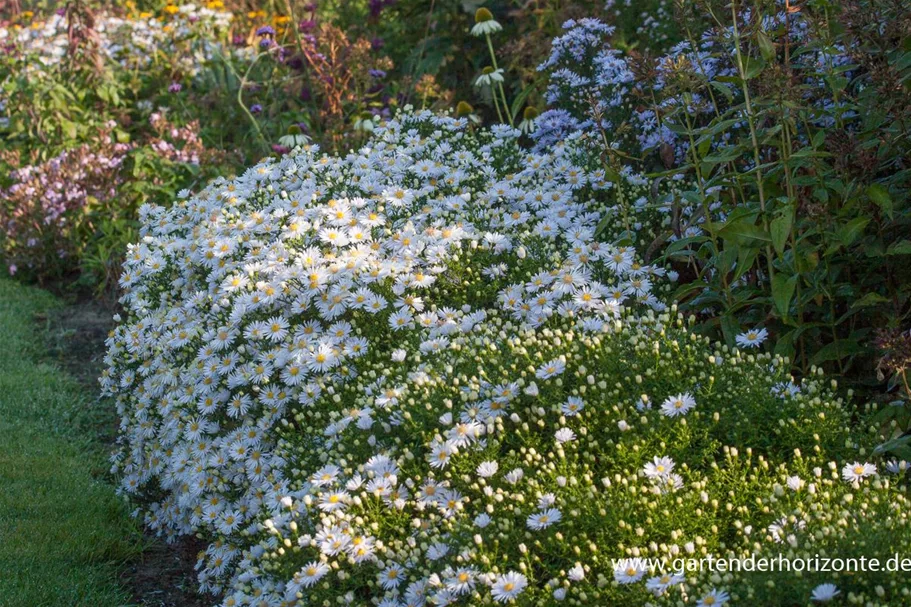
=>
[567,564,585,581]
[644,456,675,478]
[526,508,562,530]
[298,561,329,587]
[646,572,684,596]
[562,396,584,416]
[613,559,646,584]
[811,583,840,602]
[660,392,696,417]
[735,327,768,348]
[476,460,499,478]
[842,461,876,482]
[490,572,527,602]
[696,589,730,606]
[555,427,576,444]
[536,358,566,379]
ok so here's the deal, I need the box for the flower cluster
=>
[0,113,223,280]
[103,111,911,606]
[0,5,233,73]
[532,12,853,160]
[0,124,130,277]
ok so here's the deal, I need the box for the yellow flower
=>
[164,5,180,15]
[207,0,225,7]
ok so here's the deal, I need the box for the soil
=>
[42,294,208,607]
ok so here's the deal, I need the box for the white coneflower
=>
[353,111,377,133]
[474,66,505,88]
[811,583,840,602]
[455,100,481,124]
[841,461,876,482]
[278,124,310,148]
[471,7,502,37]
[518,107,538,134]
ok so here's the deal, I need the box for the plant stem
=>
[485,34,514,126]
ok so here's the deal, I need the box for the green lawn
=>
[0,279,140,607]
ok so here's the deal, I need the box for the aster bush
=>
[103,111,911,606]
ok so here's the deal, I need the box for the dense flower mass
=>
[0,5,233,72]
[0,114,219,279]
[102,111,911,606]
[532,12,852,159]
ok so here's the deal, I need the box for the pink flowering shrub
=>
[0,114,230,285]
[0,126,131,280]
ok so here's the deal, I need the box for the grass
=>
[0,278,140,607]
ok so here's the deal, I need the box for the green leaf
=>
[851,292,891,309]
[733,245,759,282]
[810,339,865,366]
[720,314,740,345]
[770,213,792,256]
[743,56,766,80]
[868,184,893,219]
[718,217,770,244]
[756,30,776,62]
[771,272,797,318]
[836,217,870,247]
[510,85,535,122]
[887,240,911,256]
[702,146,742,164]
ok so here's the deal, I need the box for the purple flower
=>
[250,104,263,114]
[256,26,276,37]
[299,19,316,33]
[232,34,247,47]
[371,37,385,51]
[259,38,274,50]
[272,144,291,155]
[369,69,386,79]
[168,82,183,93]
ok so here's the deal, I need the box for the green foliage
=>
[651,0,911,386]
